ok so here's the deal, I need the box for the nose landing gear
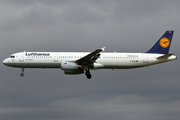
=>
[20,68,24,77]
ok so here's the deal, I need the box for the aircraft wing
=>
[76,47,105,66]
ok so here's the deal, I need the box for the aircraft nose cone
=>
[3,59,9,66]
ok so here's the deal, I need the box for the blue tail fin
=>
[146,31,174,54]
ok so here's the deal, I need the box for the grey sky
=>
[0,0,180,120]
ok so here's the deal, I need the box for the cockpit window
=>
[10,56,15,58]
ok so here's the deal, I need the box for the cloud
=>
[62,6,105,24]
[0,6,58,31]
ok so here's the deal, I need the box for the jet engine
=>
[61,61,84,75]
[61,61,80,70]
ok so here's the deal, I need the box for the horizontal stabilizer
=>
[157,53,174,59]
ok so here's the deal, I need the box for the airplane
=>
[3,30,177,79]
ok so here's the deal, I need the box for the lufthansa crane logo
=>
[159,37,170,48]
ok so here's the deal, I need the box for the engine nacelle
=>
[61,61,80,70]
[64,70,84,75]
[61,61,84,75]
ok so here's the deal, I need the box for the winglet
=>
[101,47,105,51]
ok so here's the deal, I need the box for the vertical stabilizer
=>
[146,31,174,54]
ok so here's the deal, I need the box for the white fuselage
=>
[3,52,177,69]
[3,31,176,79]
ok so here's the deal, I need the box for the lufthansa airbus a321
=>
[3,31,177,79]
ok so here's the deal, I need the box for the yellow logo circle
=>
[159,37,170,48]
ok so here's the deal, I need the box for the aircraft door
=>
[19,53,24,62]
[143,55,148,63]
[54,53,58,62]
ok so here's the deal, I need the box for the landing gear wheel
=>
[20,73,24,77]
[20,68,25,77]
[85,71,92,79]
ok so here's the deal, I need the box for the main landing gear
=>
[85,70,92,79]
[83,65,92,79]
[20,68,24,77]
